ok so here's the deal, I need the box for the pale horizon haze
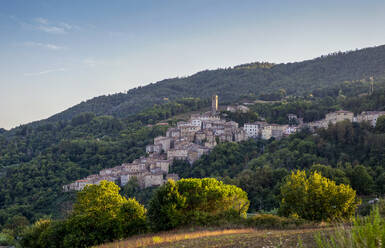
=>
[1,0,385,129]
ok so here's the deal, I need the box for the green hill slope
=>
[47,45,385,122]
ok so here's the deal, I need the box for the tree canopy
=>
[148,178,249,231]
[279,170,359,221]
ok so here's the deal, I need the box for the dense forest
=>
[35,45,385,124]
[0,98,208,226]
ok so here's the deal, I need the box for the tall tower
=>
[211,95,218,114]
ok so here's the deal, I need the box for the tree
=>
[376,115,385,133]
[349,165,374,195]
[118,198,147,237]
[147,180,186,231]
[19,219,52,248]
[148,178,249,231]
[26,181,149,248]
[279,170,359,221]
[73,180,126,216]
[311,164,350,185]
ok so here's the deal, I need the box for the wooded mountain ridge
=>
[41,44,385,124]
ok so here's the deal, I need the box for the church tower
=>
[211,95,218,114]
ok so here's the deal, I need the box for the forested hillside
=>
[171,120,385,212]
[46,45,385,122]
[0,98,207,225]
[1,45,385,229]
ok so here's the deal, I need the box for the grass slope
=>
[96,227,334,248]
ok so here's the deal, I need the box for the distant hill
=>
[46,45,385,123]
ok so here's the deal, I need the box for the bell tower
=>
[211,95,218,114]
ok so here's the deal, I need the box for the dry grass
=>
[95,227,334,248]
[96,229,253,248]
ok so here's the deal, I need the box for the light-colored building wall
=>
[325,110,354,124]
[144,173,164,188]
[356,111,385,126]
[154,136,172,152]
[167,148,189,161]
[120,173,132,186]
[234,129,247,142]
[244,123,259,137]
[190,119,202,127]
[155,160,170,173]
[166,128,181,139]
[146,144,162,154]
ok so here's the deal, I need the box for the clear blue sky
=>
[1,0,385,129]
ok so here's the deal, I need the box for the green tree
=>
[376,115,385,133]
[279,170,359,221]
[64,181,147,247]
[349,165,374,195]
[25,181,148,248]
[147,179,186,231]
[118,198,147,237]
[148,178,249,231]
[73,180,126,215]
[20,219,52,248]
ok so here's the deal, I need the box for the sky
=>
[1,0,385,129]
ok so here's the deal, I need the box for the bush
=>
[148,178,249,231]
[279,170,360,221]
[0,230,17,247]
[19,219,51,248]
[118,198,148,237]
[247,214,304,229]
[316,207,385,248]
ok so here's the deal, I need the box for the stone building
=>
[154,160,171,173]
[166,128,181,139]
[226,105,250,113]
[356,111,385,126]
[261,124,287,140]
[120,172,133,186]
[154,136,172,152]
[144,172,164,188]
[146,144,162,154]
[190,113,220,122]
[243,122,267,138]
[234,128,247,142]
[167,147,189,161]
[325,110,354,124]
[63,179,91,191]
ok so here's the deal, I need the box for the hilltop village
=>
[63,96,385,191]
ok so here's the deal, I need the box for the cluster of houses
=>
[243,110,385,139]
[63,94,385,192]
[63,95,247,192]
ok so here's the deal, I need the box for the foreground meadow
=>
[96,227,334,248]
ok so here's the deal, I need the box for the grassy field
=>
[96,227,334,248]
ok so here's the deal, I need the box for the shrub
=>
[315,207,385,248]
[279,170,360,221]
[19,219,51,248]
[118,198,148,237]
[247,214,304,229]
[148,178,249,231]
[0,230,17,247]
